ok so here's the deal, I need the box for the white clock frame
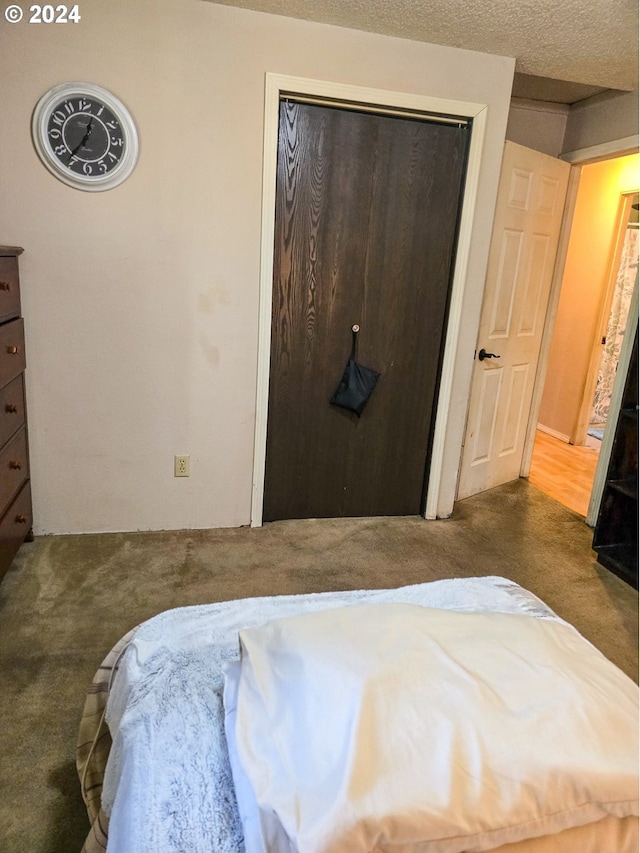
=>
[32,82,139,192]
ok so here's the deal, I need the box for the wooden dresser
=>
[0,247,33,583]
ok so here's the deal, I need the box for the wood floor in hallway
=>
[529,429,600,517]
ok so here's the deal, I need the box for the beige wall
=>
[506,99,569,157]
[506,90,639,160]
[538,153,639,441]
[0,0,514,534]
[562,90,639,157]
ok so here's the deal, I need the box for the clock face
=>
[47,96,124,177]
[32,83,138,191]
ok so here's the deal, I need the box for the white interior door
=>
[457,141,570,500]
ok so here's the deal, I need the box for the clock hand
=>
[68,119,94,161]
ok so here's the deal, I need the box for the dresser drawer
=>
[0,481,32,582]
[0,319,26,390]
[0,375,25,449]
[0,426,28,514]
[0,256,21,323]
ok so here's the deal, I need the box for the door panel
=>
[491,229,523,335]
[264,101,469,521]
[474,368,503,463]
[458,142,570,499]
[500,363,529,454]
[519,234,551,335]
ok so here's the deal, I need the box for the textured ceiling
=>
[208,0,639,98]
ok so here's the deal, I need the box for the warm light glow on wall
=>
[587,152,639,208]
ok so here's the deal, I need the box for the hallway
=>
[529,429,600,517]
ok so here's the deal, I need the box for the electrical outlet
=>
[174,455,190,477]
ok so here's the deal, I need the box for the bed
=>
[77,576,639,853]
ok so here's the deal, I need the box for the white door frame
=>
[251,72,488,526]
[587,275,638,525]
[518,136,639,520]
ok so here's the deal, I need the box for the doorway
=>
[530,154,639,517]
[251,73,490,527]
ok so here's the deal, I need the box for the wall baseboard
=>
[536,423,571,443]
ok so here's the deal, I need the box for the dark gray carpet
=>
[0,479,637,852]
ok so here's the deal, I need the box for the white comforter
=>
[101,577,628,853]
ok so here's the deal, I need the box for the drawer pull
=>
[15,514,28,524]
[5,404,18,414]
[0,281,11,292]
[6,346,20,355]
[9,461,21,470]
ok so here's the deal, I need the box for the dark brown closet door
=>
[264,100,469,521]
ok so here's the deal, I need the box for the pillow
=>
[224,659,295,853]
[230,603,638,853]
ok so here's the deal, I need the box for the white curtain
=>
[591,227,639,425]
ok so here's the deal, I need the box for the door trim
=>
[251,72,488,526]
[587,276,638,525]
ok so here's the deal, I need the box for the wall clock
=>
[32,82,139,191]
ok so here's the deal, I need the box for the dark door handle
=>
[478,348,501,361]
